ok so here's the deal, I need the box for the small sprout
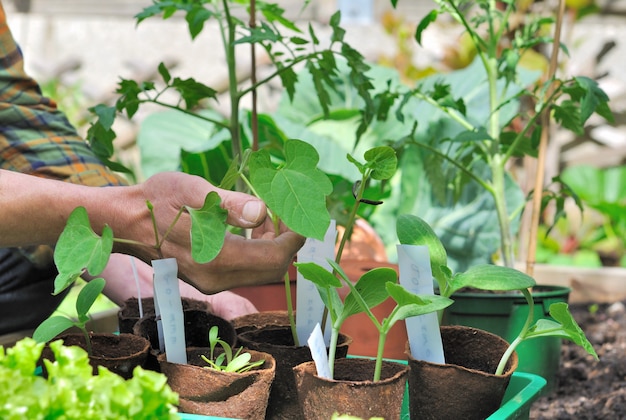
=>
[201,326,264,373]
[33,278,106,356]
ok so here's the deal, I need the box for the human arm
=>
[0,169,305,293]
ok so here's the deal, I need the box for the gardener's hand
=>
[114,172,305,294]
[96,254,258,320]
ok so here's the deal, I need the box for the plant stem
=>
[221,0,242,165]
[328,327,340,378]
[373,329,387,382]
[495,288,534,375]
[79,326,93,357]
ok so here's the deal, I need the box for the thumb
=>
[219,190,267,228]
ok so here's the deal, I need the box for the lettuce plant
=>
[0,338,179,419]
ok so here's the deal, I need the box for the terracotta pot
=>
[236,319,352,420]
[133,309,236,372]
[158,347,275,420]
[117,297,209,334]
[293,358,409,420]
[41,332,150,379]
[406,325,518,420]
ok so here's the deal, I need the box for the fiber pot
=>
[133,309,236,372]
[157,347,275,420]
[442,285,569,393]
[117,297,209,334]
[236,317,352,420]
[293,358,409,420]
[407,325,518,420]
[41,332,150,379]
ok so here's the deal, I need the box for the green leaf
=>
[32,316,76,343]
[449,264,536,294]
[415,10,438,46]
[527,302,598,360]
[75,278,106,318]
[294,262,342,288]
[385,282,453,328]
[186,192,228,264]
[248,139,332,240]
[53,207,113,295]
[396,215,449,293]
[342,267,396,318]
[364,146,398,180]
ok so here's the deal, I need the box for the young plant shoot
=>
[33,278,106,356]
[296,145,453,381]
[397,214,598,374]
[201,325,265,373]
[33,195,227,351]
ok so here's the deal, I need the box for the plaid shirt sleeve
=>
[0,4,127,187]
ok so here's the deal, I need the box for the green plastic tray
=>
[178,371,546,420]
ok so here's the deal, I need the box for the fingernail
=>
[242,200,264,223]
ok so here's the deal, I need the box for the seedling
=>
[201,326,264,373]
[33,278,106,356]
[51,194,228,296]
[295,145,453,381]
[296,260,452,381]
[33,195,227,354]
[397,214,598,375]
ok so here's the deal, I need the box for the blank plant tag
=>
[308,323,332,379]
[397,244,445,364]
[153,258,187,364]
[296,220,336,345]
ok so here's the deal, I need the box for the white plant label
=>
[153,258,187,364]
[397,244,445,364]
[308,323,332,379]
[338,0,374,24]
[296,220,336,345]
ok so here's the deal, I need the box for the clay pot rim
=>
[293,358,409,386]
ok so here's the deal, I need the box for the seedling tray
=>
[178,370,546,420]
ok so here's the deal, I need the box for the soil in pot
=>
[133,309,236,372]
[158,347,276,420]
[40,332,150,379]
[118,297,209,334]
[236,321,352,420]
[407,325,518,420]
[293,358,409,420]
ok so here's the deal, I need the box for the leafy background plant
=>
[0,338,179,419]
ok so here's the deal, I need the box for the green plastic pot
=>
[442,285,570,394]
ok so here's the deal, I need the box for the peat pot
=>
[407,325,518,420]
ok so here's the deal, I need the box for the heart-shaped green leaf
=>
[53,207,113,295]
[248,139,332,240]
[186,191,228,264]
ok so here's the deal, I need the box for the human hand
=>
[113,172,305,294]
